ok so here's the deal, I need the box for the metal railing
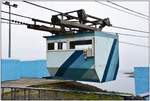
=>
[1,86,132,100]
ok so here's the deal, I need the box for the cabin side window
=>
[48,42,67,50]
[48,43,54,50]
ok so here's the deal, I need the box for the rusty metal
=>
[27,24,74,35]
[27,9,111,35]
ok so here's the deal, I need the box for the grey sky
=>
[1,1,149,72]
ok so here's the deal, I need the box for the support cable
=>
[23,1,62,13]
[110,25,149,34]
[118,33,148,38]
[1,10,33,19]
[1,10,52,25]
[1,17,29,25]
[1,17,149,48]
[22,1,150,34]
[1,21,23,25]
[119,41,149,48]
[95,0,149,20]
[107,0,149,18]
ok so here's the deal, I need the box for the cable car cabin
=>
[44,31,119,83]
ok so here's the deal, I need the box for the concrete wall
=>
[1,59,49,81]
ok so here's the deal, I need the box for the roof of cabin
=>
[43,31,118,40]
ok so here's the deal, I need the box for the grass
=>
[2,80,142,100]
[29,81,104,92]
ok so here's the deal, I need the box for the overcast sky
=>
[1,1,149,71]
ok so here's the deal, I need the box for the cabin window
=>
[48,43,54,50]
[70,40,92,49]
[58,42,63,50]
[63,43,67,50]
[54,43,58,50]
[48,42,67,50]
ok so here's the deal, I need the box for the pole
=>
[8,5,11,58]
[148,1,150,68]
[3,1,18,58]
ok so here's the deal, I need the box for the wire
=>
[119,41,149,48]
[118,33,148,38]
[95,0,149,20]
[1,10,33,19]
[106,31,149,38]
[1,17,149,48]
[1,10,52,25]
[1,17,29,25]
[2,18,148,38]
[105,31,148,38]
[22,1,149,34]
[106,0,149,18]
[110,25,149,34]
[22,1,89,20]
[23,1,62,14]
[1,17,11,21]
[2,10,149,34]
[1,21,24,25]
[2,17,149,37]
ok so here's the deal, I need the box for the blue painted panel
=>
[45,31,118,41]
[79,57,94,69]
[45,32,94,40]
[62,57,95,81]
[55,50,83,76]
[101,39,117,82]
[1,59,49,81]
[21,60,49,78]
[1,60,21,81]
[94,35,114,82]
[134,67,149,95]
[69,53,85,68]
[95,31,118,39]
[105,40,119,81]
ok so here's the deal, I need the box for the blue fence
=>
[1,59,49,81]
[134,67,149,99]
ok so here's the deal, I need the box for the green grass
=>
[2,81,135,100]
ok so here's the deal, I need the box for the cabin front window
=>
[70,40,92,49]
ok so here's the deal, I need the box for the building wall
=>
[1,59,49,81]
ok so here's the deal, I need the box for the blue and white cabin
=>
[44,31,119,82]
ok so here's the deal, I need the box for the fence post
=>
[1,88,4,99]
[11,88,13,100]
[55,91,58,99]
[23,89,26,100]
[28,89,30,100]
[14,88,16,100]
[38,90,41,99]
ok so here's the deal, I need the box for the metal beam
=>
[32,19,52,25]
[52,19,99,31]
[27,24,60,32]
[27,24,74,35]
